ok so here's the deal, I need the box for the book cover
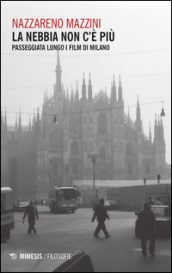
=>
[1,1,171,272]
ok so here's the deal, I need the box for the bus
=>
[1,187,15,243]
[75,189,82,207]
[49,187,78,213]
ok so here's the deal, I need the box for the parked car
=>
[14,200,29,212]
[135,205,171,238]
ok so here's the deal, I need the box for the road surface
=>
[1,207,171,272]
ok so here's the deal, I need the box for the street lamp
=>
[157,174,161,184]
[160,101,166,117]
[47,170,52,187]
[64,163,70,186]
[87,154,100,200]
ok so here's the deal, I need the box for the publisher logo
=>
[9,253,17,260]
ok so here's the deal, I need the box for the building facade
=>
[1,53,167,200]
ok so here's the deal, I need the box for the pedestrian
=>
[22,200,39,234]
[138,203,156,257]
[91,198,111,238]
[154,197,162,205]
[148,197,154,205]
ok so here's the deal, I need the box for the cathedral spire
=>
[70,86,74,112]
[135,96,142,134]
[128,107,130,118]
[35,108,41,136]
[71,86,74,102]
[44,91,46,103]
[118,75,123,102]
[158,115,160,126]
[75,80,79,101]
[128,107,131,126]
[67,88,69,101]
[55,50,62,94]
[111,74,117,103]
[149,122,152,142]
[57,50,60,67]
[136,95,141,120]
[82,73,86,100]
[113,74,115,86]
[37,108,40,122]
[63,90,66,112]
[154,114,158,142]
[157,115,161,142]
[160,117,164,142]
[83,72,85,84]
[88,73,92,102]
[76,80,78,92]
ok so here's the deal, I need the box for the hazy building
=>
[1,53,166,200]
[166,164,171,179]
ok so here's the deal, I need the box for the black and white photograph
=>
[1,1,171,272]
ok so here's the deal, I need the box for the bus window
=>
[75,190,82,206]
[58,189,75,201]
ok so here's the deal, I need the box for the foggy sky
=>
[1,1,171,163]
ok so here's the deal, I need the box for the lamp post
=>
[160,101,166,117]
[64,163,70,186]
[47,170,52,187]
[88,154,100,200]
[157,174,161,184]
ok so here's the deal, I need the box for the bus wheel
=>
[72,210,75,213]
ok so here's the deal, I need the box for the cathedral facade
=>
[1,53,166,200]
